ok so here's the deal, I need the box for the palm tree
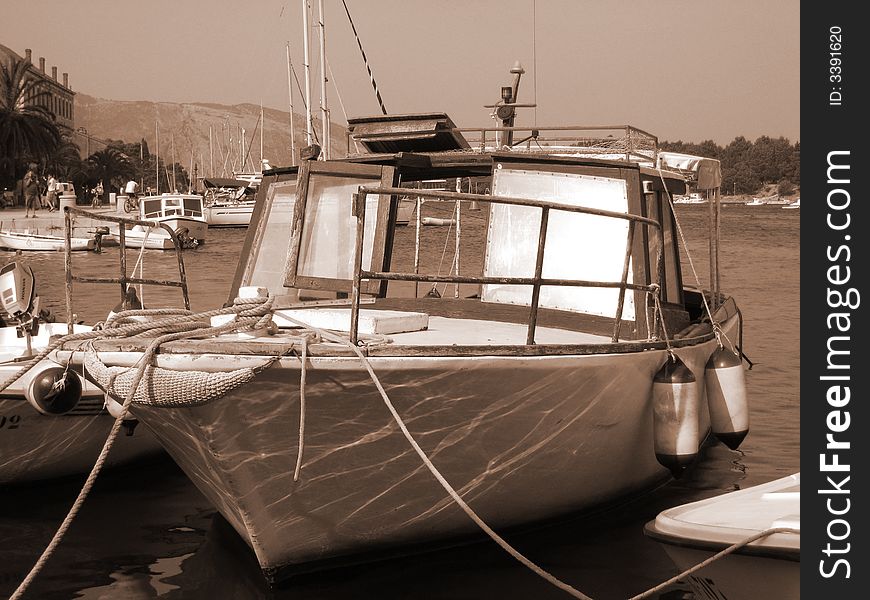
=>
[87,147,134,203]
[45,137,84,181]
[0,55,61,178]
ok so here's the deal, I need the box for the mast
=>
[286,42,297,165]
[302,0,314,146]
[171,133,177,191]
[260,101,264,169]
[155,114,160,194]
[317,0,329,158]
[209,125,214,177]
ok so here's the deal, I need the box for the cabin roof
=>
[347,113,471,153]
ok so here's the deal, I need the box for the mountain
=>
[73,92,348,175]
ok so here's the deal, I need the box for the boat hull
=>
[659,545,798,600]
[0,323,162,484]
[204,202,255,227]
[107,322,732,577]
[0,231,94,252]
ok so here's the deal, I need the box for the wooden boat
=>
[645,473,800,600]
[202,177,257,228]
[57,69,749,584]
[0,229,94,252]
[0,262,161,484]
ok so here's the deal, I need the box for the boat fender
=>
[652,355,700,478]
[104,394,126,419]
[25,365,83,415]
[705,346,750,449]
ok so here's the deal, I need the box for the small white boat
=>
[0,262,162,484]
[745,198,765,206]
[783,197,800,209]
[202,178,257,228]
[0,229,94,252]
[109,194,207,250]
[139,193,208,243]
[645,473,800,600]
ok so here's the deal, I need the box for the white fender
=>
[705,346,750,449]
[652,355,700,478]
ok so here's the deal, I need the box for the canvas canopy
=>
[658,151,722,190]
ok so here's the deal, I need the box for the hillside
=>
[74,93,348,175]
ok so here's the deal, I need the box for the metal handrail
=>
[348,186,663,345]
[62,207,191,333]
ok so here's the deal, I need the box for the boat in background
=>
[109,193,207,249]
[783,197,800,209]
[0,229,95,252]
[201,178,257,228]
[645,473,800,600]
[0,262,161,484]
[745,198,765,206]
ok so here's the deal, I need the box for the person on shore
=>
[46,173,58,212]
[91,181,104,207]
[23,166,39,218]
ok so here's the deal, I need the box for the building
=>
[0,44,75,132]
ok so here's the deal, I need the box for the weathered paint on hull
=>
[126,331,726,574]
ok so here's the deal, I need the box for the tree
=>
[44,137,84,181]
[0,55,61,179]
[87,147,134,203]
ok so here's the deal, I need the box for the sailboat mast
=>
[260,101,264,169]
[155,115,160,194]
[317,0,329,159]
[286,42,297,165]
[301,0,314,147]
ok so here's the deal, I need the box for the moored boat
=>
[645,473,800,600]
[0,229,95,252]
[55,66,750,584]
[108,193,207,249]
[0,262,161,484]
[783,197,800,209]
[202,178,257,228]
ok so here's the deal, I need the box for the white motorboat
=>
[783,197,800,209]
[202,178,257,228]
[109,193,207,249]
[0,229,94,252]
[745,198,765,206]
[645,473,800,600]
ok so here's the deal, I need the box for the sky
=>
[2,0,799,144]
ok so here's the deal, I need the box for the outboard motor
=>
[0,262,83,415]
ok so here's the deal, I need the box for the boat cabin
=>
[140,194,205,221]
[230,136,716,346]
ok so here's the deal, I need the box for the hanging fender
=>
[652,355,700,478]
[25,364,83,416]
[705,346,750,449]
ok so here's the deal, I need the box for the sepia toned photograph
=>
[1,1,802,598]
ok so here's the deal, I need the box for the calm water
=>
[0,203,799,599]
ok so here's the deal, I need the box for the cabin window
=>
[245,177,298,295]
[183,197,203,217]
[285,162,395,294]
[142,198,162,218]
[483,166,635,320]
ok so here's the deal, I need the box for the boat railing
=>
[459,124,659,163]
[349,186,663,346]
[62,207,191,333]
